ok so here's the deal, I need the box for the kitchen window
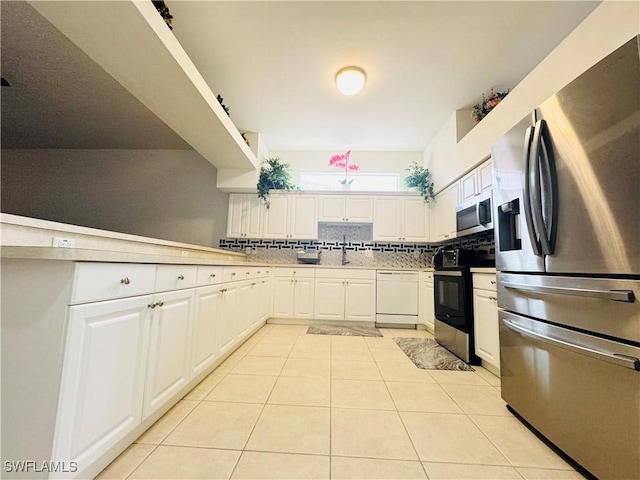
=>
[299,173,399,191]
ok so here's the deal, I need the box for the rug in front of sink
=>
[395,338,474,371]
[307,325,383,337]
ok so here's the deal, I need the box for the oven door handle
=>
[434,271,463,277]
[503,319,640,371]
[502,281,635,302]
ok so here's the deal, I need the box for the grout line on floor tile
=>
[122,444,159,480]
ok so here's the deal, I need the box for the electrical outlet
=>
[364,248,373,258]
[52,237,75,248]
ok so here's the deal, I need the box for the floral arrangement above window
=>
[329,150,359,185]
[471,88,510,123]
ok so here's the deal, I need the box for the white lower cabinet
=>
[272,269,315,319]
[218,284,239,356]
[143,289,194,419]
[344,278,376,322]
[314,269,376,323]
[190,285,222,379]
[52,295,152,476]
[418,271,435,331]
[314,278,346,320]
[51,263,273,479]
[472,273,500,372]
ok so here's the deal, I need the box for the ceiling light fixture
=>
[335,66,366,96]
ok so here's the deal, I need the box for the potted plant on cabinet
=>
[257,157,298,208]
[403,161,435,203]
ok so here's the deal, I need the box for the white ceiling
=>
[169,1,600,152]
[0,1,600,154]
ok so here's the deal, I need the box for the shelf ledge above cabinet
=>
[29,0,258,171]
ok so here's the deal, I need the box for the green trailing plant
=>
[257,157,298,208]
[403,161,435,203]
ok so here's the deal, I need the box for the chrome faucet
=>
[341,234,350,266]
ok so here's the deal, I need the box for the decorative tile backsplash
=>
[220,224,494,269]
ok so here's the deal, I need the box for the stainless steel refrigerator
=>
[491,36,639,480]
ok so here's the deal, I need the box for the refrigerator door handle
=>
[502,281,636,302]
[522,125,542,255]
[530,120,552,255]
[502,319,640,371]
[533,119,558,255]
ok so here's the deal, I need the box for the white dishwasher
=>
[376,270,419,326]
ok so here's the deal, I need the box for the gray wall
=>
[1,149,229,248]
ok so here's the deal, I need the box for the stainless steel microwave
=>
[456,190,493,236]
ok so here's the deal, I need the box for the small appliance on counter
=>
[296,249,321,264]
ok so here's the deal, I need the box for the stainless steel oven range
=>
[434,265,480,365]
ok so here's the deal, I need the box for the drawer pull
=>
[157,301,164,307]
[490,280,496,285]
[178,275,185,280]
[121,277,131,285]
[210,274,216,278]
[231,272,236,276]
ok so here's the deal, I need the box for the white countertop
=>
[1,214,435,270]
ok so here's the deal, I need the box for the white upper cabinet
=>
[373,197,402,241]
[429,182,459,242]
[318,195,374,223]
[227,194,264,239]
[460,169,478,202]
[460,157,493,202]
[478,158,493,192]
[373,196,429,242]
[263,193,318,239]
[402,197,430,242]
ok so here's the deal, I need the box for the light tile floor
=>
[97,325,582,480]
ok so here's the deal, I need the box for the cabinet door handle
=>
[490,280,496,285]
[231,273,236,276]
[489,296,497,301]
[121,277,131,285]
[157,301,164,307]
[178,275,184,280]
[148,302,156,309]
